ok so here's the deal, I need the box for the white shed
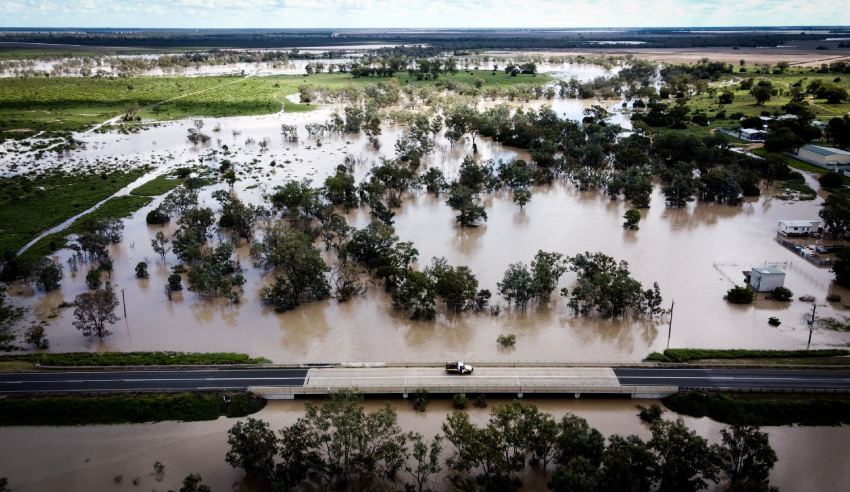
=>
[777,219,822,236]
[749,266,786,292]
[794,145,850,171]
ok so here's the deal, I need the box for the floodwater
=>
[0,399,846,491]
[3,63,850,362]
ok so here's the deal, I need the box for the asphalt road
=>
[0,367,848,394]
[0,368,308,393]
[613,367,850,390]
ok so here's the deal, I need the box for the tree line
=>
[225,390,779,492]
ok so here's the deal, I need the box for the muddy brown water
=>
[3,61,850,361]
[0,399,846,491]
[9,169,849,362]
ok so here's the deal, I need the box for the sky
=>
[0,0,849,29]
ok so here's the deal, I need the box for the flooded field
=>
[2,62,849,362]
[0,398,846,491]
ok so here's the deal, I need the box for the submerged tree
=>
[719,425,778,491]
[72,284,119,339]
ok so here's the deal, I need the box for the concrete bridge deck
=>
[249,366,678,399]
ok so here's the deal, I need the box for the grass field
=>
[688,71,850,120]
[24,194,153,257]
[129,175,183,196]
[0,169,149,256]
[0,70,548,135]
[0,391,266,426]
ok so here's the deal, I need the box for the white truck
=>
[445,361,474,375]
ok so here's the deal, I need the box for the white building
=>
[739,128,766,142]
[794,145,850,171]
[777,219,822,236]
[748,266,786,292]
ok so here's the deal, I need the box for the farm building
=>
[738,128,766,142]
[747,266,786,292]
[793,145,850,171]
[777,219,822,236]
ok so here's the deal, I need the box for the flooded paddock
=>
[0,398,846,492]
[2,62,849,362]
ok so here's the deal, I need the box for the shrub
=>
[474,394,488,408]
[725,286,755,304]
[827,293,842,303]
[768,317,781,326]
[691,113,709,126]
[638,403,664,423]
[497,333,517,347]
[452,393,469,410]
[145,207,170,225]
[819,172,844,189]
[769,286,793,302]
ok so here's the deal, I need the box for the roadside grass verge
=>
[645,348,850,363]
[0,168,149,255]
[0,392,266,426]
[663,391,850,426]
[0,351,270,366]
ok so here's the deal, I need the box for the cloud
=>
[1,0,848,28]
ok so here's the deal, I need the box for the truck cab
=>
[445,361,474,375]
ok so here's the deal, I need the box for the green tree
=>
[392,270,437,320]
[135,261,149,279]
[719,425,778,492]
[530,250,567,303]
[599,435,655,492]
[497,262,535,308]
[513,188,532,209]
[179,473,211,492]
[550,456,599,492]
[226,417,279,481]
[406,432,443,492]
[725,286,755,304]
[151,231,170,260]
[72,284,119,339]
[832,248,850,287]
[251,222,330,311]
[623,208,641,230]
[323,165,359,210]
[820,194,850,238]
[750,81,773,105]
[36,258,63,292]
[555,413,605,468]
[649,418,721,492]
[427,257,479,312]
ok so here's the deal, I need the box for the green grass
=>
[688,71,850,120]
[645,348,850,363]
[25,194,153,257]
[0,351,269,366]
[0,71,549,135]
[0,169,149,255]
[0,392,266,426]
[663,392,850,426]
[130,175,183,196]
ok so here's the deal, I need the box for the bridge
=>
[2,365,849,399]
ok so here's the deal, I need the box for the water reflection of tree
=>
[660,200,748,230]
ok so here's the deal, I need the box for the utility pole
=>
[666,299,675,349]
[807,303,816,350]
[121,288,127,318]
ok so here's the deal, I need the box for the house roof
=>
[752,266,785,275]
[778,219,821,227]
[800,145,850,157]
